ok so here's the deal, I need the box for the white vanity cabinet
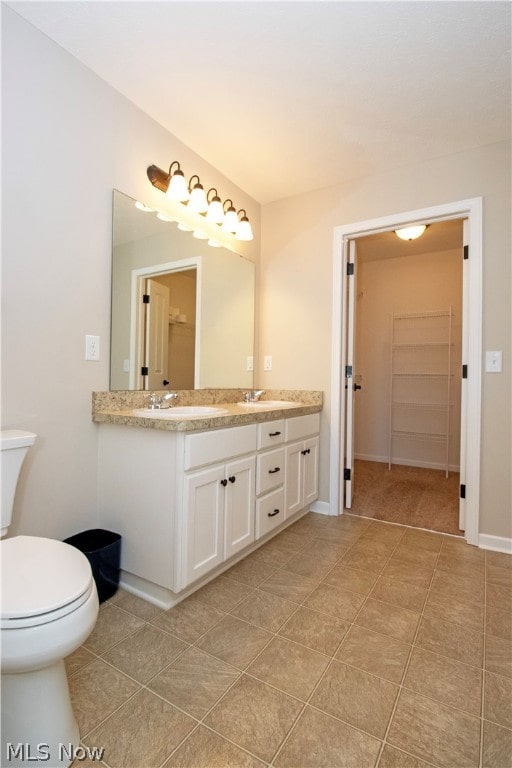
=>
[285,414,320,518]
[180,425,256,589]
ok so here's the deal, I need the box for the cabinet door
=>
[224,456,256,560]
[285,441,303,518]
[303,436,319,508]
[183,465,225,587]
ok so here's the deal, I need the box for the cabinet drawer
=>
[285,413,320,442]
[184,424,257,470]
[256,488,285,539]
[257,447,285,495]
[257,420,285,449]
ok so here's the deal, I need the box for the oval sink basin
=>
[237,400,299,408]
[133,406,228,418]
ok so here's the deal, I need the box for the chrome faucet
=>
[243,390,266,402]
[147,392,179,409]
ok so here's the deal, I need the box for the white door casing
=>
[330,198,482,546]
[145,278,169,390]
[344,240,357,508]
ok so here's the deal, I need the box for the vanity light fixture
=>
[193,230,209,240]
[222,199,239,234]
[134,201,154,212]
[394,224,428,241]
[236,209,254,241]
[147,161,255,243]
[206,188,224,224]
[188,175,208,213]
[208,238,222,248]
[156,212,173,222]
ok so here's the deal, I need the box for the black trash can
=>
[64,529,121,603]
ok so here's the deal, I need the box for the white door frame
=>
[330,198,482,546]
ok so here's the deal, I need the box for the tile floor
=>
[350,460,462,536]
[66,513,512,768]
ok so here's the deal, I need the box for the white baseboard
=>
[355,453,460,472]
[309,500,332,516]
[478,534,512,554]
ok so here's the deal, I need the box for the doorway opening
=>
[348,220,463,535]
[330,198,482,546]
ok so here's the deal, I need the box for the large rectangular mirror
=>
[110,190,255,390]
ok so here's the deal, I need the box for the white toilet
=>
[1,430,99,768]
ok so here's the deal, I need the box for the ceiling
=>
[6,1,511,204]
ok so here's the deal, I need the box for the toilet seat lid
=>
[1,536,93,620]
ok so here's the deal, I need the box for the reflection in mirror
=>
[110,190,255,390]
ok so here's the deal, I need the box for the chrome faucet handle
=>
[242,391,251,402]
[148,393,163,409]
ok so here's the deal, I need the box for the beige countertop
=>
[92,390,322,433]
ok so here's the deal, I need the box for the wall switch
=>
[264,355,273,371]
[123,358,130,372]
[485,350,502,373]
[246,356,254,372]
[85,335,100,361]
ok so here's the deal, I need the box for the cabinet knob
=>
[220,479,228,487]
[302,448,311,456]
[269,431,281,437]
[268,509,280,517]
[228,476,236,484]
[268,467,281,474]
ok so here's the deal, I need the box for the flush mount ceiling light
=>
[147,161,254,242]
[394,224,428,241]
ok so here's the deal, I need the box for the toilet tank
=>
[0,430,37,536]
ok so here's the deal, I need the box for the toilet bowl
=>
[0,431,99,767]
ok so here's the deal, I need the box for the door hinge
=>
[462,364,468,379]
[463,245,469,260]
[344,468,351,481]
[142,294,150,304]
[347,262,354,276]
[345,365,353,378]
[460,484,466,499]
[141,366,149,376]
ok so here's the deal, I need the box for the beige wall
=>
[260,140,511,539]
[2,7,260,539]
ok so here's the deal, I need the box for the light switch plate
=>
[263,355,272,371]
[246,356,254,371]
[485,350,502,373]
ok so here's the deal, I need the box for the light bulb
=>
[167,169,189,202]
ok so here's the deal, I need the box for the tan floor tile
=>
[487,581,512,608]
[486,604,512,641]
[334,513,372,532]
[103,624,187,683]
[363,522,405,544]
[315,526,364,547]
[415,615,483,667]
[436,550,485,580]
[84,603,145,654]
[370,575,427,612]
[378,744,432,768]
[482,720,512,768]
[85,688,194,768]
[283,552,332,580]
[259,569,318,603]
[256,539,295,566]
[271,528,309,552]
[275,705,381,768]
[304,583,364,622]
[192,575,253,612]
[165,725,266,767]
[381,558,434,589]
[148,646,240,718]
[441,537,484,562]
[404,647,482,715]
[486,551,512,570]
[205,675,302,763]
[196,614,272,669]
[247,636,329,700]
[152,598,224,643]
[224,553,279,587]
[401,528,445,553]
[69,658,140,735]
[388,689,481,768]
[311,660,398,738]
[302,537,348,561]
[108,589,163,621]
[65,645,96,676]
[336,625,410,683]
[348,538,396,559]
[355,599,420,643]
[230,589,297,631]
[340,548,389,574]
[391,543,438,569]
[430,569,485,604]
[487,564,512,586]
[485,634,512,679]
[322,563,378,595]
[423,592,484,632]
[484,672,512,729]
[278,606,350,655]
